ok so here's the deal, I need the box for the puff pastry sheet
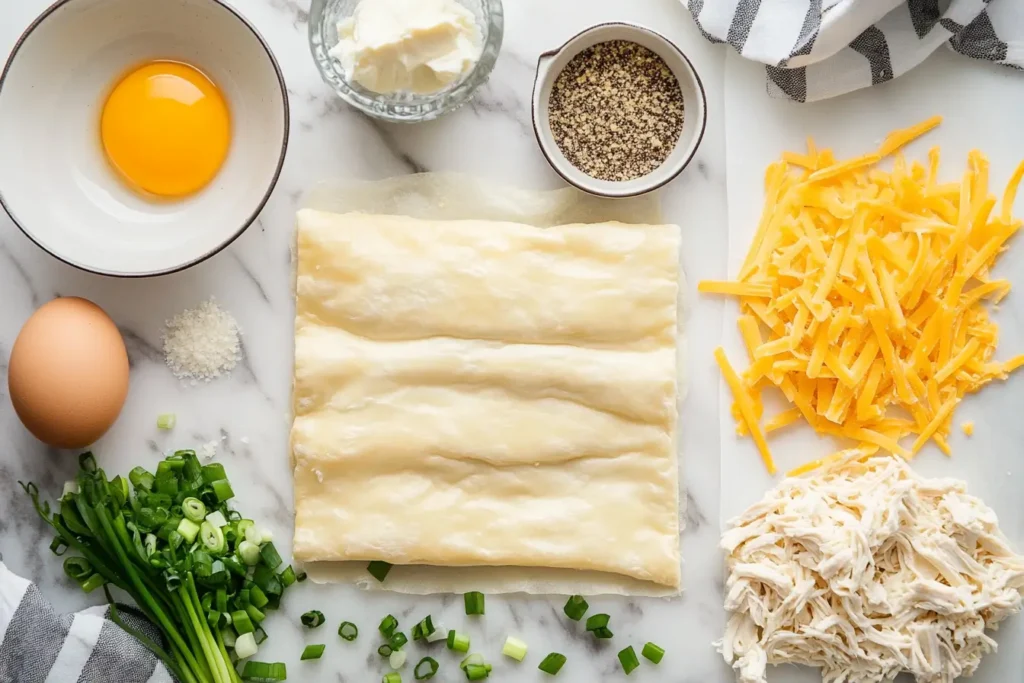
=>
[292,207,682,591]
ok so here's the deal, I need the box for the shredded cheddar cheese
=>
[706,117,1024,474]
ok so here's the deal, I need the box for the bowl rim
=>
[531,21,708,198]
[0,0,291,278]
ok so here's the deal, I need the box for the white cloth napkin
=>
[683,0,1024,101]
[0,562,170,683]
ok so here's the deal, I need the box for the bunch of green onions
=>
[22,451,299,683]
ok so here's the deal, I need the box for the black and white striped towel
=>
[684,0,1024,101]
[0,562,168,683]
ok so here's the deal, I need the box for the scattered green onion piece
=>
[301,610,325,628]
[296,570,308,582]
[253,626,268,645]
[563,595,589,621]
[412,615,435,640]
[618,646,640,675]
[204,509,228,528]
[156,413,176,430]
[261,528,274,543]
[337,621,358,641]
[215,587,228,613]
[382,673,401,683]
[201,462,227,483]
[300,644,325,661]
[245,604,265,624]
[459,654,484,671]
[200,521,226,555]
[414,657,439,680]
[238,540,261,566]
[128,466,155,491]
[79,573,105,593]
[585,613,613,638]
[464,591,485,615]
[182,497,206,522]
[259,542,282,570]
[641,642,665,664]
[63,556,92,582]
[144,533,158,557]
[502,636,528,662]
[234,632,258,659]
[232,609,255,635]
[368,560,392,583]
[210,479,234,502]
[426,624,448,643]
[389,631,408,650]
[378,644,394,658]
[464,664,489,680]
[49,537,68,557]
[252,565,283,597]
[389,649,407,670]
[237,519,255,538]
[379,614,399,638]
[538,653,567,676]
[221,628,236,648]
[447,630,470,652]
[240,661,286,681]
[279,565,298,587]
[176,518,200,544]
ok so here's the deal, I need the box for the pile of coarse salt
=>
[163,298,241,384]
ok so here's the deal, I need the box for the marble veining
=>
[0,0,730,681]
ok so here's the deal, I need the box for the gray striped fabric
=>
[0,562,171,683]
[684,0,1024,101]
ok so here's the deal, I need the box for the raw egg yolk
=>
[101,61,231,198]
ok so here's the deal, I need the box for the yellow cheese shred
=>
[704,116,1024,474]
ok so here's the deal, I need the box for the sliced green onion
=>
[296,570,308,582]
[379,614,399,638]
[538,653,566,676]
[210,479,234,502]
[200,521,226,555]
[79,573,105,593]
[63,556,91,582]
[240,661,286,681]
[563,595,589,621]
[249,585,269,610]
[464,591,485,615]
[221,628,236,648]
[585,613,613,638]
[389,631,408,650]
[368,560,392,583]
[215,587,228,613]
[252,565,283,597]
[464,664,489,681]
[338,621,358,641]
[414,657,439,680]
[447,630,470,652]
[176,518,200,544]
[389,649,407,669]
[459,654,484,670]
[245,604,266,624]
[641,641,665,664]
[62,480,78,498]
[502,635,528,662]
[144,533,158,557]
[300,644,325,661]
[301,610,325,628]
[129,466,155,491]
[261,528,274,543]
[279,565,298,587]
[156,413,176,430]
[205,509,228,528]
[237,519,255,539]
[253,626,268,645]
[382,673,401,683]
[233,609,255,635]
[426,624,448,643]
[234,631,258,659]
[412,615,435,640]
[182,497,206,522]
[618,646,640,675]
[238,540,261,566]
[378,644,394,658]
[259,542,282,570]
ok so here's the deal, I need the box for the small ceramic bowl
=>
[532,23,707,198]
[0,0,289,277]
[309,0,503,123]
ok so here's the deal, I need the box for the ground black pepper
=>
[548,40,685,182]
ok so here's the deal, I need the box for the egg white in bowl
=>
[0,0,289,277]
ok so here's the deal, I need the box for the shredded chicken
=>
[718,451,1024,683]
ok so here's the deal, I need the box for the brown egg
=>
[8,297,129,449]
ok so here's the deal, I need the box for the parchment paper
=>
[295,173,687,596]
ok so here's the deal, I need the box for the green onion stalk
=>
[22,451,295,683]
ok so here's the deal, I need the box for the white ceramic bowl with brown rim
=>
[531,22,707,198]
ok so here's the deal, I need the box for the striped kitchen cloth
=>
[0,562,169,683]
[684,0,1024,101]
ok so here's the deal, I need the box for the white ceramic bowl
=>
[0,0,289,277]
[532,23,707,198]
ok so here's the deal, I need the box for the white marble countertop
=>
[0,1,730,681]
